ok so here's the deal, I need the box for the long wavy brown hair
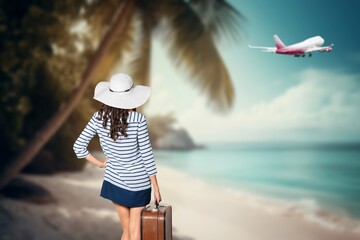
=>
[97,104,135,141]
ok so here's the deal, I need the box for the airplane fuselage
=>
[275,36,324,55]
[248,34,333,57]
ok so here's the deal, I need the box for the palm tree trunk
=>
[0,0,135,189]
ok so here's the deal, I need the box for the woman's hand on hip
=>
[99,157,108,168]
[85,154,108,169]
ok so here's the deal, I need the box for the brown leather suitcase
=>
[141,203,172,240]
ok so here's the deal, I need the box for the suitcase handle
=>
[149,201,160,212]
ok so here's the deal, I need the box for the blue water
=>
[154,141,360,219]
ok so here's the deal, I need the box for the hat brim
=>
[93,82,151,109]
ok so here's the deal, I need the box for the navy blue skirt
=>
[100,180,151,207]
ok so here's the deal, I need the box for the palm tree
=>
[87,0,244,109]
[0,0,244,188]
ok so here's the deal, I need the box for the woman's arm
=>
[137,115,161,203]
[137,116,157,176]
[73,113,98,158]
[150,175,162,204]
[85,154,108,168]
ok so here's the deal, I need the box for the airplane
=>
[248,34,334,57]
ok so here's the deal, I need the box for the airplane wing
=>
[305,44,334,53]
[248,45,276,53]
[304,47,325,52]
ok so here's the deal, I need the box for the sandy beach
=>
[1,163,360,240]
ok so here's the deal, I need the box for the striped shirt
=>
[73,111,157,191]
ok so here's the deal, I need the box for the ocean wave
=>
[224,188,360,234]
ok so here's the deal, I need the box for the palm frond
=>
[128,9,152,85]
[162,1,235,110]
[189,0,246,41]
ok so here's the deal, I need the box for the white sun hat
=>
[93,73,151,109]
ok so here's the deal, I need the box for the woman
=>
[73,73,161,240]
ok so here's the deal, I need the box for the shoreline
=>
[164,165,360,234]
[156,164,360,240]
[0,163,359,240]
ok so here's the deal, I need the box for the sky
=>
[144,0,360,143]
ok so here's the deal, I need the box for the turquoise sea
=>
[154,141,360,220]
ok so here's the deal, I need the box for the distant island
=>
[155,128,204,151]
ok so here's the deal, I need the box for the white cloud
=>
[175,69,360,142]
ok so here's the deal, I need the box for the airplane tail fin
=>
[274,34,286,49]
